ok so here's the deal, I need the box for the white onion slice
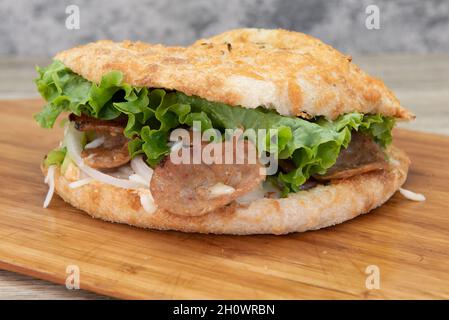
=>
[44,169,51,184]
[64,124,85,164]
[64,124,143,189]
[209,183,235,198]
[130,155,153,182]
[43,165,56,208]
[69,177,93,189]
[236,181,280,204]
[84,136,105,149]
[236,183,265,204]
[400,188,426,202]
[129,174,148,187]
[140,193,157,214]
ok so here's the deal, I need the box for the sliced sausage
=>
[314,131,387,181]
[69,113,127,135]
[150,139,265,216]
[81,133,131,169]
[69,114,131,169]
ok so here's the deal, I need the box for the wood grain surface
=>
[0,99,448,299]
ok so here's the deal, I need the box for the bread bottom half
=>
[44,146,410,235]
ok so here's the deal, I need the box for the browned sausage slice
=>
[69,114,131,169]
[69,113,127,134]
[81,133,131,169]
[314,131,387,181]
[150,140,265,216]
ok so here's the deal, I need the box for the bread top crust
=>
[55,28,414,120]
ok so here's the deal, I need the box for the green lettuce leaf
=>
[35,60,395,194]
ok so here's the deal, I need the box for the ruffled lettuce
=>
[35,60,395,194]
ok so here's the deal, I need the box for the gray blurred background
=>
[0,0,448,134]
[1,0,449,56]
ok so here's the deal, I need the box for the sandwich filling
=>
[36,60,395,215]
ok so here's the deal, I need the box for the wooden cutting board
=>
[0,99,448,300]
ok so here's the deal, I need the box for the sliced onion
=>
[130,155,153,182]
[140,193,157,214]
[400,188,426,202]
[64,124,84,163]
[129,174,148,187]
[69,177,93,189]
[209,183,235,198]
[236,183,265,204]
[84,136,105,149]
[236,181,280,204]
[43,165,56,208]
[64,124,143,189]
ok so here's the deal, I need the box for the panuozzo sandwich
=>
[35,28,414,235]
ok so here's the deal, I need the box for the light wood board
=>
[0,99,448,299]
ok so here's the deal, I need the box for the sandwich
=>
[35,28,413,235]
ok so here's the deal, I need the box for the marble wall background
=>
[1,0,448,57]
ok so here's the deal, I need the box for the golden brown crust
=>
[55,28,414,120]
[45,146,410,235]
